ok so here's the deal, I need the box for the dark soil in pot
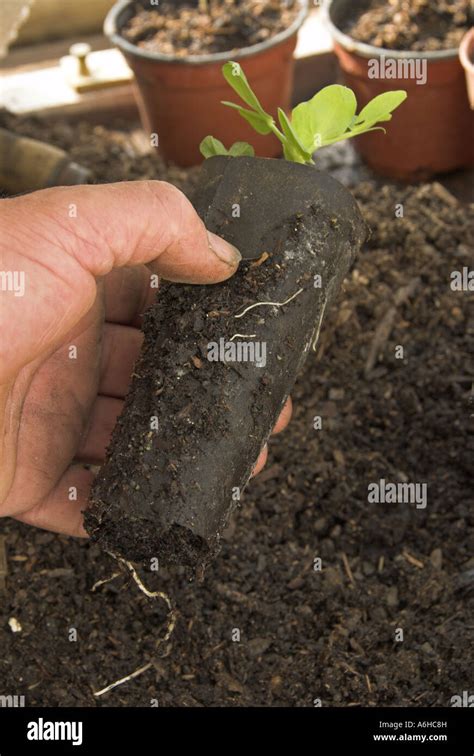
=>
[121,0,301,56]
[341,0,471,52]
[0,116,472,706]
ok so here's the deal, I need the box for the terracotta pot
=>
[324,0,474,181]
[105,0,308,167]
[460,28,474,109]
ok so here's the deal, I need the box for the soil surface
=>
[0,117,473,707]
[0,113,200,197]
[342,0,471,52]
[120,0,300,57]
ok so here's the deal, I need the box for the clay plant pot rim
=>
[104,0,308,65]
[323,0,462,61]
[459,27,474,71]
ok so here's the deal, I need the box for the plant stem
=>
[268,120,314,165]
[268,120,285,145]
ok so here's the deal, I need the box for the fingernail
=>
[207,231,241,267]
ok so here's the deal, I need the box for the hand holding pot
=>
[0,181,291,537]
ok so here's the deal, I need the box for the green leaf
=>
[355,91,407,126]
[322,126,387,147]
[199,136,230,158]
[199,136,255,159]
[221,101,273,135]
[222,61,267,115]
[228,141,255,157]
[277,108,312,164]
[291,85,357,152]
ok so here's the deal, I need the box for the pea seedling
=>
[200,60,407,163]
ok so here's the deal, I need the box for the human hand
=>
[0,181,292,538]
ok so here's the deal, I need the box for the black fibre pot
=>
[85,157,366,567]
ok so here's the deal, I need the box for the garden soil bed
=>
[121,0,301,56]
[0,115,473,706]
[342,0,471,52]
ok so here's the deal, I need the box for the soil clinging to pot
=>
[342,0,471,52]
[120,0,301,56]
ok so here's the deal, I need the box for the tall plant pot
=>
[324,0,474,181]
[86,156,366,566]
[105,0,308,167]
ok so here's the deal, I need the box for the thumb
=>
[8,180,242,282]
[0,181,241,379]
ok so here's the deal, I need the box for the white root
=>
[122,557,166,599]
[92,553,177,698]
[91,572,121,592]
[311,298,327,352]
[93,662,153,698]
[112,554,177,641]
[229,333,256,341]
[234,287,304,319]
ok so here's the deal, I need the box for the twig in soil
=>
[93,662,153,698]
[341,661,360,677]
[250,251,270,267]
[341,552,355,585]
[364,305,396,378]
[234,288,303,319]
[207,309,230,318]
[364,277,420,378]
[402,550,424,569]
